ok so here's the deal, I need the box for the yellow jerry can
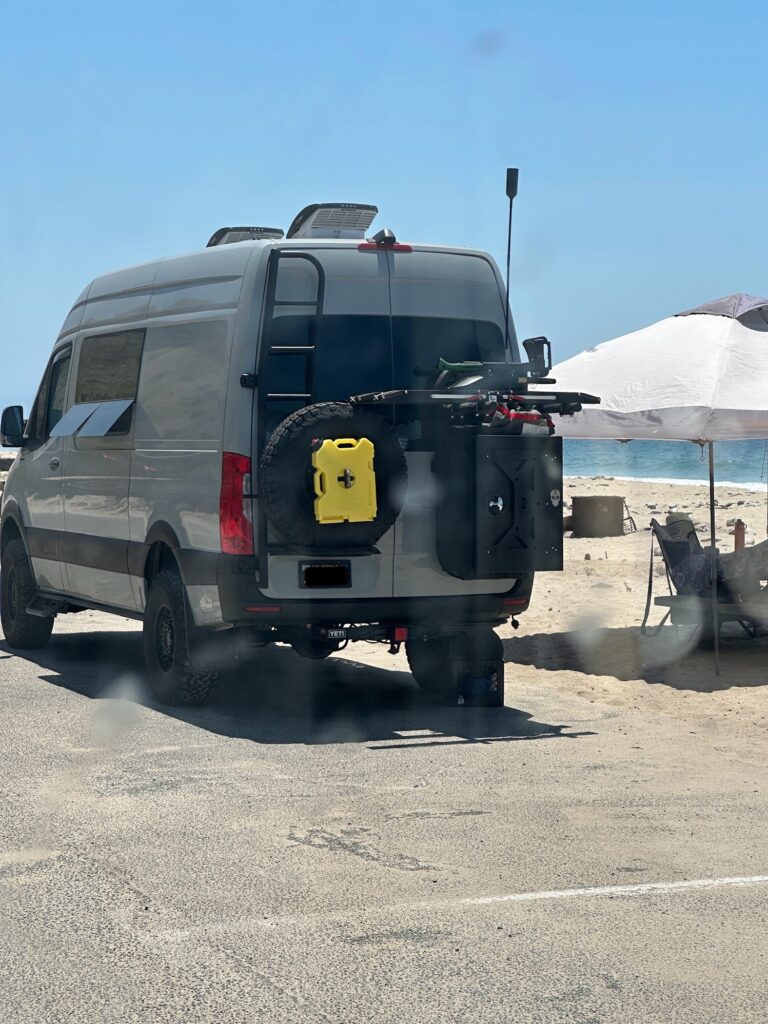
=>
[312,437,377,524]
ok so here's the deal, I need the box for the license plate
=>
[326,628,347,639]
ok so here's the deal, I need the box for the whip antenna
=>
[504,168,518,353]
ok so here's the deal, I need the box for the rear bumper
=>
[215,555,533,628]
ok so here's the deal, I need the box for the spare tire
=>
[259,402,407,548]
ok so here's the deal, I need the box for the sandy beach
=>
[3,466,766,762]
[497,475,768,766]
[324,474,767,768]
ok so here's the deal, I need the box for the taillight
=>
[220,452,254,555]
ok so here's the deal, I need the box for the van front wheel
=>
[143,570,218,706]
[0,538,54,649]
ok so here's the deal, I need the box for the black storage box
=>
[435,432,563,579]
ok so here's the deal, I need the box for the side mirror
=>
[522,336,552,377]
[1,406,25,448]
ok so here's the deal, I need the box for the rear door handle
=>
[48,457,60,471]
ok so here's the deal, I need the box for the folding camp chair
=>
[641,518,768,640]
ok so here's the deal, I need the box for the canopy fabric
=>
[677,292,768,321]
[543,308,768,442]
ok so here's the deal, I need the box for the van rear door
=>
[256,245,528,602]
[257,247,396,601]
[384,248,519,598]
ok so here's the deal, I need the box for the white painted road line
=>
[149,874,768,944]
[401,874,768,913]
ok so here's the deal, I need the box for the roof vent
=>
[286,203,378,240]
[207,226,284,247]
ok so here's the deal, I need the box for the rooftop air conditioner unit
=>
[286,203,378,240]
[207,226,284,247]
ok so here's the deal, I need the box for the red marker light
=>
[358,242,413,253]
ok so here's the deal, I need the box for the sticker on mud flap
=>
[550,488,561,507]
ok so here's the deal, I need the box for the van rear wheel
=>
[406,635,455,703]
[0,538,54,649]
[143,570,218,706]
[452,629,505,707]
[406,629,505,707]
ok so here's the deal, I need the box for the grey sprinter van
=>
[1,197,595,706]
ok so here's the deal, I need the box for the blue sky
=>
[2,0,766,411]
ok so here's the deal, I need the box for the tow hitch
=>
[313,623,408,648]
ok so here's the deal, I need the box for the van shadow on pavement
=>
[504,626,768,693]
[1,631,593,748]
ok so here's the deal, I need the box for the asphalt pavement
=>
[1,610,767,1023]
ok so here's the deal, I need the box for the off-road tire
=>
[452,629,505,707]
[0,538,54,649]
[406,634,456,703]
[143,570,218,706]
[406,628,505,707]
[259,402,407,549]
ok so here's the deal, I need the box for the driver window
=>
[43,350,72,438]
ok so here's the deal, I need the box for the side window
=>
[75,329,145,435]
[76,330,144,404]
[26,347,72,443]
[26,379,48,443]
[45,351,72,436]
[134,321,229,441]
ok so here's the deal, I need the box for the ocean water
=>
[563,438,768,488]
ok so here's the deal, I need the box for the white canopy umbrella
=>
[549,294,768,442]
[540,294,768,672]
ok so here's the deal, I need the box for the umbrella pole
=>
[708,442,720,676]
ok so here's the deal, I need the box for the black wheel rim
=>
[155,607,175,672]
